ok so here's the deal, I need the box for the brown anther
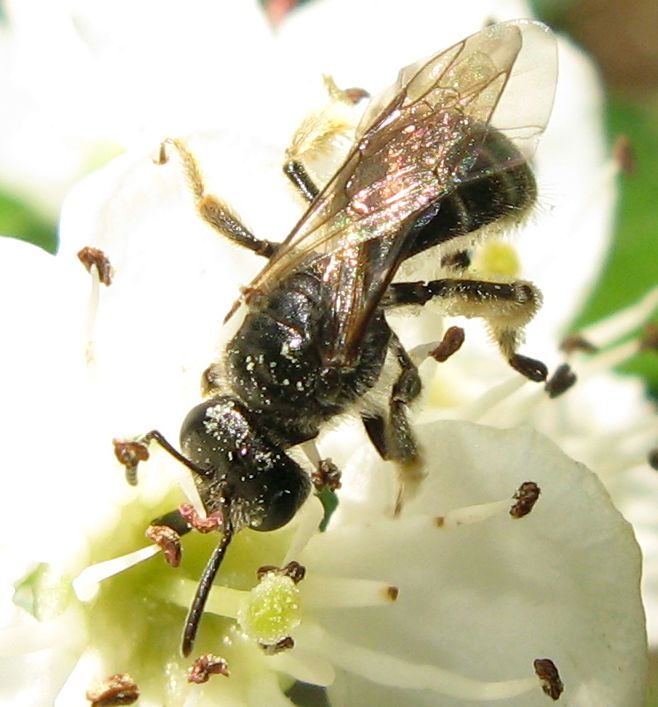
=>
[257,560,306,584]
[187,654,230,684]
[342,86,370,104]
[533,658,564,700]
[78,246,113,286]
[179,503,223,533]
[648,449,658,471]
[112,439,149,486]
[153,141,169,165]
[259,636,295,655]
[146,524,182,567]
[312,458,342,492]
[560,334,598,354]
[429,326,465,362]
[240,285,266,307]
[435,516,445,528]
[510,482,541,519]
[544,364,577,399]
[440,250,471,269]
[640,322,658,352]
[86,673,139,706]
[386,586,399,602]
[613,134,635,176]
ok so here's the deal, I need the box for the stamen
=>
[267,647,336,686]
[573,286,658,349]
[283,496,325,564]
[649,449,658,471]
[451,375,527,423]
[534,658,564,700]
[72,545,160,601]
[298,623,548,700]
[187,654,230,684]
[85,672,139,707]
[159,577,245,620]
[301,575,399,609]
[145,524,182,567]
[435,482,540,529]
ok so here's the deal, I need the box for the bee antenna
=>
[181,521,234,657]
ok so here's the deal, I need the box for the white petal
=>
[303,422,646,706]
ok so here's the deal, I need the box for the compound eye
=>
[256,479,310,532]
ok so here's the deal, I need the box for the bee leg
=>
[283,76,368,203]
[158,138,279,258]
[385,278,548,382]
[388,331,422,464]
[283,159,320,202]
[363,331,426,513]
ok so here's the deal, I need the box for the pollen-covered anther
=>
[510,482,541,519]
[648,449,658,471]
[612,134,635,175]
[260,636,295,655]
[85,672,139,706]
[560,334,598,354]
[533,658,564,701]
[145,524,182,567]
[257,560,306,584]
[639,322,658,352]
[429,326,466,363]
[435,483,540,530]
[187,654,230,684]
[77,246,113,286]
[179,503,223,533]
[112,439,149,486]
[544,363,577,399]
[312,459,342,492]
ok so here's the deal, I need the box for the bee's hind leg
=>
[385,277,548,382]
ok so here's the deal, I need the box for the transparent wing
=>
[241,20,557,364]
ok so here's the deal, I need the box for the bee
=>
[117,19,558,657]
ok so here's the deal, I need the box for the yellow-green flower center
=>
[237,573,302,644]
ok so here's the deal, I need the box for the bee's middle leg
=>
[362,330,421,465]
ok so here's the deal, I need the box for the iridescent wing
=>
[242,20,557,365]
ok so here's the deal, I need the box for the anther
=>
[260,636,295,654]
[112,439,149,486]
[533,658,564,700]
[145,524,182,568]
[187,654,230,684]
[429,326,466,362]
[648,449,658,471]
[179,503,223,533]
[510,482,541,518]
[78,246,113,286]
[639,322,658,352]
[86,672,139,706]
[613,134,635,176]
[544,364,577,399]
[560,334,598,354]
[312,459,342,492]
[257,561,307,584]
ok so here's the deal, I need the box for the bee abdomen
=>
[408,128,537,258]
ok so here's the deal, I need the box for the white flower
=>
[0,0,654,706]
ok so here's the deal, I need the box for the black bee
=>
[118,20,558,657]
